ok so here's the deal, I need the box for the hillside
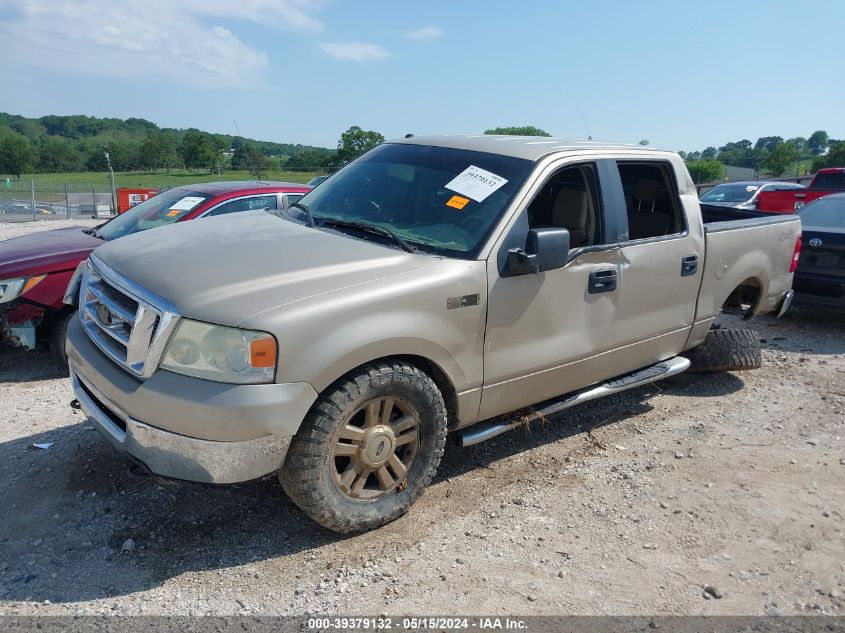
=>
[0,112,334,176]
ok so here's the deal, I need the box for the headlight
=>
[161,319,277,384]
[63,261,88,305]
[0,275,46,304]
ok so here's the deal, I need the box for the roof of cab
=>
[391,134,668,162]
[180,180,311,194]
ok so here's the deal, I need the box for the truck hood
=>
[0,227,102,279]
[91,211,437,327]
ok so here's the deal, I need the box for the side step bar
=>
[459,356,691,447]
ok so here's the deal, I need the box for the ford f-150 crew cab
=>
[756,167,845,213]
[66,136,801,533]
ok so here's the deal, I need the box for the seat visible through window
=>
[527,165,601,248]
[617,163,684,240]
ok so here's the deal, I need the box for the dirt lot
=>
[0,220,843,617]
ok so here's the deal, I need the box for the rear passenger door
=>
[609,159,702,367]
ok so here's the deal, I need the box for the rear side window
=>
[617,162,685,240]
[812,172,845,190]
[206,195,278,217]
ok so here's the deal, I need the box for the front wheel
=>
[280,361,448,533]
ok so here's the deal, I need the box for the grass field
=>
[4,169,321,191]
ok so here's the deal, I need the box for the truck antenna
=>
[575,105,593,141]
[232,119,265,184]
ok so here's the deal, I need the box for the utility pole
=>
[103,144,118,215]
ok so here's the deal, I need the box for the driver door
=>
[480,160,626,420]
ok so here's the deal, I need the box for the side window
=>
[526,164,602,248]
[617,162,684,240]
[283,194,303,208]
[206,195,277,217]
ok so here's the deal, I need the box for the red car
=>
[0,180,310,371]
[756,167,845,213]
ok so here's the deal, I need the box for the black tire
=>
[49,310,74,375]
[684,328,761,372]
[280,361,447,533]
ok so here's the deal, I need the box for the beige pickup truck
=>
[66,136,801,532]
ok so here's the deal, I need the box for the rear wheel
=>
[684,328,761,372]
[49,310,75,375]
[280,361,447,533]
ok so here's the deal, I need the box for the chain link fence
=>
[0,181,123,222]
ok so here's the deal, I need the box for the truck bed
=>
[756,189,836,213]
[695,213,801,321]
[699,203,770,223]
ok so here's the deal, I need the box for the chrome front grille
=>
[80,256,180,378]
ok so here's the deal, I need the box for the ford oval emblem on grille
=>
[96,303,113,326]
[809,238,823,247]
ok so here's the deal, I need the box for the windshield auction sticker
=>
[446,195,470,210]
[169,196,206,211]
[445,165,508,202]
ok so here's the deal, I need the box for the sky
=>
[1,0,843,151]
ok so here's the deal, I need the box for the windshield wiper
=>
[320,219,416,253]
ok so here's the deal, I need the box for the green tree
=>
[0,131,36,178]
[754,136,783,154]
[484,126,551,137]
[787,137,808,158]
[685,159,724,184]
[180,129,218,171]
[139,134,180,172]
[811,141,845,171]
[286,148,333,172]
[700,147,717,160]
[332,126,384,170]
[807,130,829,156]
[37,136,83,172]
[231,144,269,179]
[762,142,800,176]
[717,139,754,167]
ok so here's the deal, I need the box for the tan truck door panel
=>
[609,160,704,369]
[480,158,702,421]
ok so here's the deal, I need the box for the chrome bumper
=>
[776,289,795,318]
[71,367,292,484]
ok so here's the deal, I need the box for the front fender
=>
[240,259,488,420]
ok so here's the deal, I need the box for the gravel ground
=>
[0,218,101,239]
[1,220,843,617]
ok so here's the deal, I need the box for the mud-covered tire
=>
[49,310,74,375]
[280,361,448,533]
[684,328,761,372]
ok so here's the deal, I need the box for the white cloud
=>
[0,0,326,88]
[405,26,444,41]
[319,41,390,63]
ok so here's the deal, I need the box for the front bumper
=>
[66,314,319,484]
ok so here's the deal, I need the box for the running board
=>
[459,356,691,447]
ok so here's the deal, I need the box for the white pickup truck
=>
[66,136,801,532]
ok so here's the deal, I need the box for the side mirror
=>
[503,227,570,277]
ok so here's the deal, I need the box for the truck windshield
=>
[799,197,845,228]
[289,143,534,258]
[700,183,759,203]
[95,189,211,241]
